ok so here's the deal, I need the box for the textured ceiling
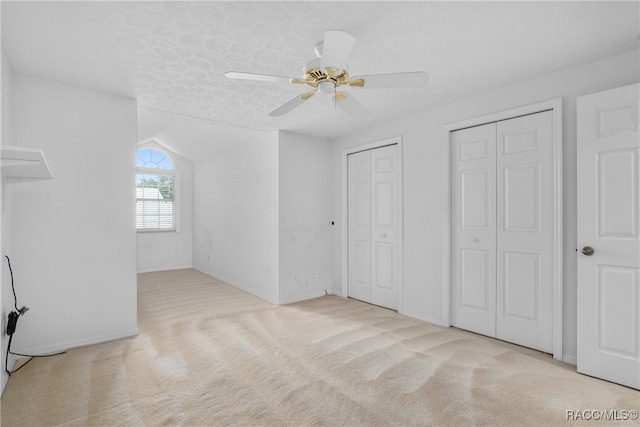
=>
[2,1,639,160]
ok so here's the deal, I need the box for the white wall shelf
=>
[1,145,54,183]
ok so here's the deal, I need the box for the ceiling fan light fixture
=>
[318,80,335,95]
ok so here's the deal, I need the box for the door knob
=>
[582,246,595,256]
[470,237,479,242]
[382,233,387,238]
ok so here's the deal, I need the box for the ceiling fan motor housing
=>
[303,60,350,90]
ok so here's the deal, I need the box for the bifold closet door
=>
[496,111,554,353]
[451,111,554,353]
[451,123,498,337]
[348,145,399,310]
[348,150,372,304]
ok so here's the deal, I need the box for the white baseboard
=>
[331,289,345,297]
[192,267,331,306]
[399,309,446,327]
[11,328,139,357]
[136,264,192,274]
[192,266,279,305]
[279,290,328,305]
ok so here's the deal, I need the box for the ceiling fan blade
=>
[269,90,317,117]
[335,91,370,120]
[320,30,356,72]
[348,71,429,89]
[225,71,304,84]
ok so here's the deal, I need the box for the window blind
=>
[136,173,175,230]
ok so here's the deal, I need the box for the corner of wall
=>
[192,130,280,304]
[277,131,333,305]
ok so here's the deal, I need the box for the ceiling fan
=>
[224,30,429,119]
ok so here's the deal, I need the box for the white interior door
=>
[577,83,640,390]
[451,111,555,353]
[348,150,372,304]
[451,123,497,337]
[370,145,399,309]
[496,111,554,353]
[348,145,399,310]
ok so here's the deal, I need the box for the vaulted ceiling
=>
[2,1,638,160]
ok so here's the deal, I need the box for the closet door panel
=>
[496,110,554,353]
[371,144,399,309]
[451,123,497,337]
[348,151,372,303]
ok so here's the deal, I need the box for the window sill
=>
[136,229,177,234]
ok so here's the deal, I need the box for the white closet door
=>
[577,84,639,390]
[370,145,399,309]
[348,150,372,303]
[451,123,497,337]
[496,111,554,353]
[451,111,554,353]
[348,145,399,310]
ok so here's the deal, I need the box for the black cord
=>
[5,333,14,374]
[4,334,36,375]
[10,350,66,358]
[5,255,19,312]
[4,255,66,376]
[5,254,18,375]
[2,332,37,376]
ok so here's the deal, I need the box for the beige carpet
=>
[1,269,638,426]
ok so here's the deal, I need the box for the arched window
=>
[136,148,176,231]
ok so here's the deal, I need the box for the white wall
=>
[192,130,332,306]
[4,74,138,359]
[192,131,280,304]
[136,140,193,273]
[1,47,14,394]
[331,50,640,364]
[278,131,332,304]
